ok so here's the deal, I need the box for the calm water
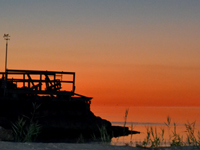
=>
[91,105,200,146]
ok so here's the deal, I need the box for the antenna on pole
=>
[3,33,10,97]
[3,34,10,72]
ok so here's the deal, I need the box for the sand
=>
[0,141,199,150]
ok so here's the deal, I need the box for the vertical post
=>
[54,73,56,89]
[23,73,25,87]
[73,73,75,93]
[3,34,10,73]
[3,34,10,97]
[39,73,42,91]
[5,40,8,73]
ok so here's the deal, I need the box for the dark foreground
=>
[0,141,199,150]
[0,98,139,142]
[0,70,139,141]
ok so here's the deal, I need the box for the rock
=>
[111,126,140,137]
[0,99,113,142]
[0,126,14,141]
[0,98,139,142]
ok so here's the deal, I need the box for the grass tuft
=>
[98,125,111,143]
[141,126,164,148]
[123,109,129,136]
[12,102,41,142]
[136,116,200,148]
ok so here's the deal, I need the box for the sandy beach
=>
[0,141,199,150]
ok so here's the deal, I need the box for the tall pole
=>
[3,34,10,72]
[3,34,10,97]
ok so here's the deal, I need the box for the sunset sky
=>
[0,1,200,107]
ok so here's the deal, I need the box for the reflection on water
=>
[91,105,200,146]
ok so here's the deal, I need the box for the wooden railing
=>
[0,69,75,96]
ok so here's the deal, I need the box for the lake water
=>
[91,105,200,146]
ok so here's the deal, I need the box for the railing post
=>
[28,74,30,90]
[73,73,75,93]
[39,73,42,91]
[23,73,25,87]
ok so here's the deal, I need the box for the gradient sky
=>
[0,1,200,107]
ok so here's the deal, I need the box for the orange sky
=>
[0,1,200,107]
[77,64,200,106]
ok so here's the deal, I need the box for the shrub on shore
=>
[12,103,41,142]
[137,116,200,148]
